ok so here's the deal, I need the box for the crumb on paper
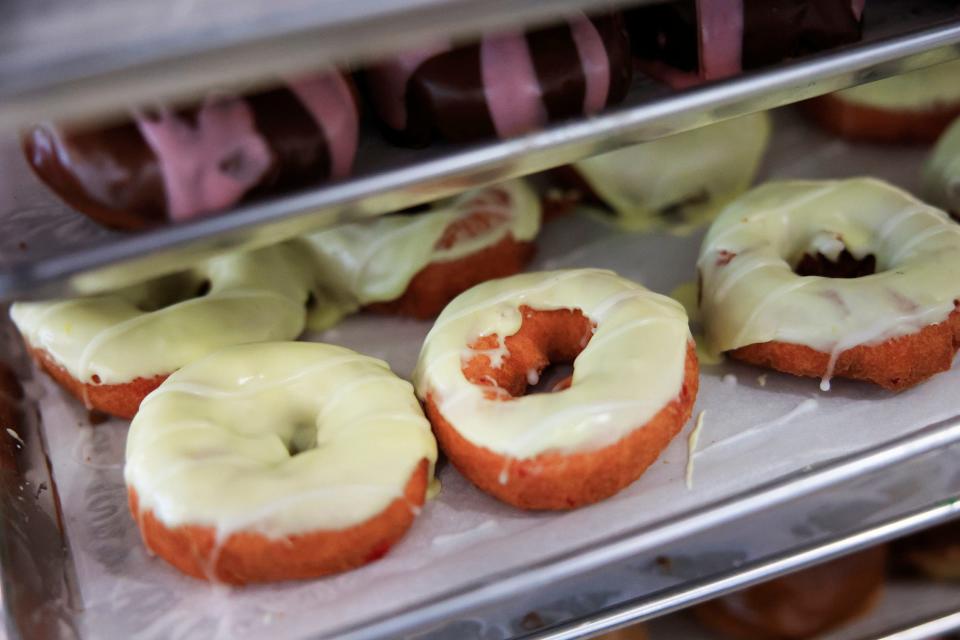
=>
[722,373,737,386]
[6,428,24,446]
[685,410,707,490]
[757,374,767,387]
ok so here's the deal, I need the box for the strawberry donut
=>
[699,178,960,391]
[10,242,315,418]
[306,179,541,328]
[125,341,437,584]
[413,269,698,510]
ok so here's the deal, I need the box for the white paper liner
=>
[29,108,959,639]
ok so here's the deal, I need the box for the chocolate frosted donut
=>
[23,71,358,230]
[364,12,631,147]
[628,0,864,88]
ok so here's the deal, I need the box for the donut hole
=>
[284,421,318,456]
[794,249,877,279]
[463,306,595,398]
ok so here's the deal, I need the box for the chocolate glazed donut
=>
[363,12,632,147]
[23,72,359,230]
[627,0,864,86]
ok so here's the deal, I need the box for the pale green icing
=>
[575,112,770,234]
[698,178,960,388]
[304,179,540,330]
[125,342,437,534]
[11,243,314,385]
[834,60,960,110]
[12,179,541,384]
[922,115,960,215]
[413,269,692,459]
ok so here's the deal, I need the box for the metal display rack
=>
[3,1,960,639]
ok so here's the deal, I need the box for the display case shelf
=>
[2,0,959,301]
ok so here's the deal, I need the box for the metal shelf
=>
[2,0,960,301]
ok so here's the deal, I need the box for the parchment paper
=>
[28,108,960,639]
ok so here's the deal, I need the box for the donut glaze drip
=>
[365,12,631,146]
[413,269,691,458]
[125,342,436,536]
[573,112,770,232]
[305,179,540,329]
[698,179,960,369]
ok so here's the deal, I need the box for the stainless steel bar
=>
[526,504,960,640]
[872,611,960,640]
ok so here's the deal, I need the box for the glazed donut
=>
[894,520,960,580]
[693,545,887,640]
[10,242,315,418]
[628,0,865,88]
[413,269,698,510]
[306,179,540,327]
[24,71,358,229]
[363,11,631,147]
[923,115,960,220]
[565,112,770,232]
[698,178,960,391]
[803,61,960,144]
[125,341,436,584]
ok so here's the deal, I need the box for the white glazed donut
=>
[571,112,770,232]
[413,269,698,509]
[922,115,960,218]
[125,341,437,584]
[698,178,960,390]
[11,243,315,418]
[306,178,541,327]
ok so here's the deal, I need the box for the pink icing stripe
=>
[367,44,451,131]
[569,14,611,114]
[851,0,866,20]
[481,31,548,139]
[287,72,359,180]
[697,0,743,79]
[136,97,272,222]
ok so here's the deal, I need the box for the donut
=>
[922,115,960,220]
[363,12,631,147]
[693,545,887,640]
[10,242,315,418]
[698,178,960,391]
[894,520,960,580]
[627,0,864,88]
[306,179,541,327]
[803,60,960,144]
[23,71,358,229]
[124,341,436,584]
[413,269,698,510]
[564,112,770,232]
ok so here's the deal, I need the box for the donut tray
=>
[2,0,960,302]
[3,109,960,640]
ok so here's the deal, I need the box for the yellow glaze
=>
[413,269,692,458]
[11,179,540,384]
[574,112,769,233]
[833,60,960,110]
[698,178,960,388]
[304,179,540,330]
[125,342,437,535]
[10,243,315,385]
[923,115,960,215]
